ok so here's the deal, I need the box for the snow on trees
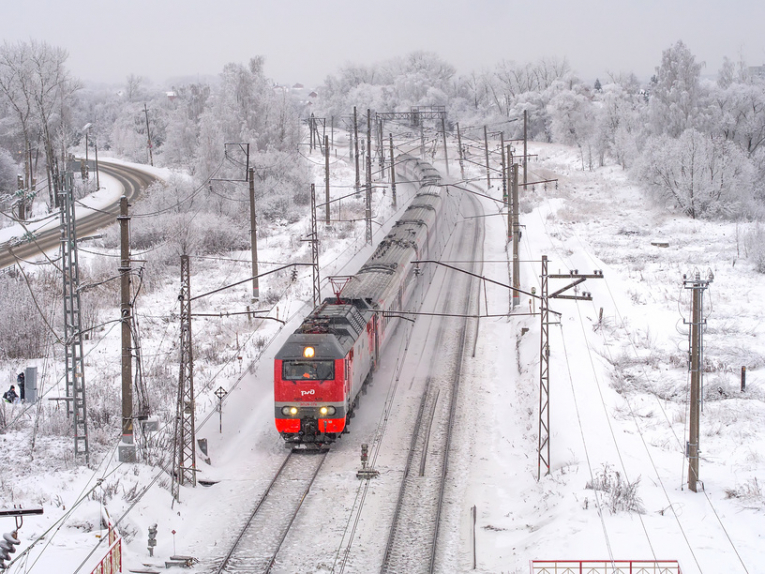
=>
[649,40,703,138]
[635,129,755,219]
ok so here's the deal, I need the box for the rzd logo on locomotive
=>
[301,389,315,396]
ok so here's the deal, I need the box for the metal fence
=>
[530,560,683,574]
[90,526,122,574]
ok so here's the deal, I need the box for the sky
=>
[2,0,765,88]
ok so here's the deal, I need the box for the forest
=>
[1,38,764,438]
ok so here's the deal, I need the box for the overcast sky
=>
[3,0,764,88]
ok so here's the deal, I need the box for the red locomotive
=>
[274,155,459,445]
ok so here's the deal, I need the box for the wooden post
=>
[741,366,746,392]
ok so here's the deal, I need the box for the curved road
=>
[0,161,159,270]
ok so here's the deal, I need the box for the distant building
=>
[292,83,304,89]
[166,91,177,101]
[308,91,318,99]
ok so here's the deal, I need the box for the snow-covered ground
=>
[1,142,763,574]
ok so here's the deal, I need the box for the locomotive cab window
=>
[283,360,335,380]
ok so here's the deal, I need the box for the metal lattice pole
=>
[173,254,196,501]
[537,255,550,480]
[366,109,373,245]
[310,184,321,307]
[60,172,89,464]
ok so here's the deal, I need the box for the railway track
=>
[0,160,158,269]
[380,189,483,574]
[212,449,329,574]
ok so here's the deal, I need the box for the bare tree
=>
[0,40,80,208]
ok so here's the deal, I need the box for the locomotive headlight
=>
[303,346,315,358]
[282,406,298,416]
[320,406,328,416]
[319,406,336,417]
[327,406,336,416]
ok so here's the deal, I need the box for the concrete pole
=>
[512,164,520,309]
[484,126,491,189]
[248,167,260,302]
[389,133,397,209]
[119,196,135,460]
[523,109,528,186]
[441,116,449,175]
[688,277,702,492]
[500,132,507,206]
[325,135,330,225]
[457,123,465,180]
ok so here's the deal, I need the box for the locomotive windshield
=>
[283,360,335,380]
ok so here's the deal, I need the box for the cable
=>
[131,158,225,218]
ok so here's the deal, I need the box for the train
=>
[273,154,461,446]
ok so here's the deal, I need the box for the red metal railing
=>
[530,560,683,574]
[90,526,122,574]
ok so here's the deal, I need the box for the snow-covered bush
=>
[745,223,765,273]
[0,271,55,360]
[586,463,645,514]
[634,129,756,219]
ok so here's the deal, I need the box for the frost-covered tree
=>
[548,86,595,169]
[635,129,755,219]
[649,41,704,137]
[0,40,80,207]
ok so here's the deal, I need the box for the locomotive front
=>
[274,332,348,444]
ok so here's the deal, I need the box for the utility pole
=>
[512,164,520,309]
[173,255,196,501]
[523,109,528,186]
[84,133,89,180]
[94,140,100,190]
[366,109,373,244]
[420,120,425,159]
[506,146,512,239]
[457,123,465,180]
[538,255,550,480]
[248,167,260,302]
[60,171,89,464]
[378,118,385,171]
[685,272,712,492]
[484,126,491,189]
[500,132,507,205]
[144,104,153,167]
[310,184,321,306]
[537,262,604,479]
[118,196,136,462]
[389,133,397,209]
[441,116,449,175]
[324,135,331,224]
[354,107,360,195]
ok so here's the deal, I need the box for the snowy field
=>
[1,141,764,574]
